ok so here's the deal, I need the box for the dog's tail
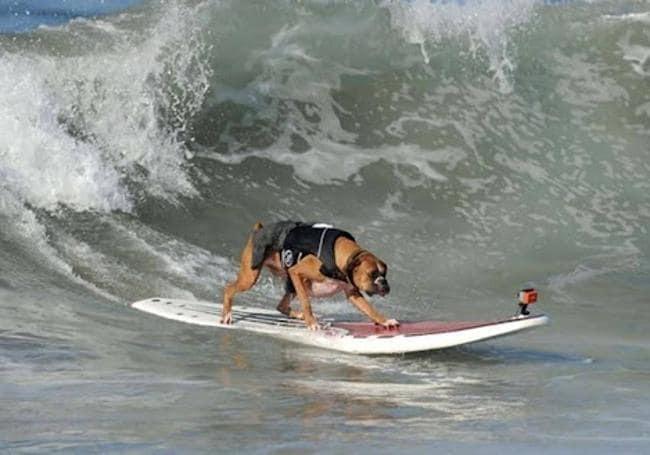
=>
[249,220,298,269]
[250,221,267,269]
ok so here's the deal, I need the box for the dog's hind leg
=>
[276,291,303,320]
[276,278,303,319]
[287,256,326,330]
[222,223,263,324]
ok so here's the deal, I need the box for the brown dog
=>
[221,221,399,330]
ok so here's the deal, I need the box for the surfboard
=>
[130,297,549,355]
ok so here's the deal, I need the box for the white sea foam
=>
[0,57,132,212]
[618,31,650,77]
[0,1,213,300]
[603,11,650,25]
[204,141,458,186]
[383,0,538,93]
[0,1,210,214]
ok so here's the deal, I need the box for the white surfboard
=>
[130,298,549,355]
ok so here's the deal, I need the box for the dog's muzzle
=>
[374,276,390,296]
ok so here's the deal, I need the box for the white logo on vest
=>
[282,249,295,268]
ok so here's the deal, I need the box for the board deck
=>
[130,298,549,354]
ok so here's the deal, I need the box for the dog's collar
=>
[343,248,371,287]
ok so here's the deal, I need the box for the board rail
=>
[130,297,549,354]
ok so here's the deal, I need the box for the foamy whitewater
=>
[1,0,649,452]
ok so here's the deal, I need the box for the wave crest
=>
[0,1,211,213]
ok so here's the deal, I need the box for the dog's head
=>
[349,252,390,297]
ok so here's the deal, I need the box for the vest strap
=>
[316,227,329,259]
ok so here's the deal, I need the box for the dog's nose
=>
[374,276,390,296]
[376,280,390,296]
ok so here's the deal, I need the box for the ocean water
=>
[0,0,143,33]
[1,0,649,452]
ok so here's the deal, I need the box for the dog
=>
[221,221,399,330]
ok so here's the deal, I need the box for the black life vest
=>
[281,223,355,281]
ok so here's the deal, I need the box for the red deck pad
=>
[332,320,498,338]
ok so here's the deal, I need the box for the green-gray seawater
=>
[1,0,649,452]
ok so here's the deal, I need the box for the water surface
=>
[1,0,649,452]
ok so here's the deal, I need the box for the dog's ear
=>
[347,252,374,286]
[348,254,365,274]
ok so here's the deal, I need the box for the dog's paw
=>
[220,311,233,324]
[306,319,321,331]
[381,318,400,329]
[289,310,304,320]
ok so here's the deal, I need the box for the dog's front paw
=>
[381,318,400,329]
[220,311,233,325]
[305,318,321,331]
